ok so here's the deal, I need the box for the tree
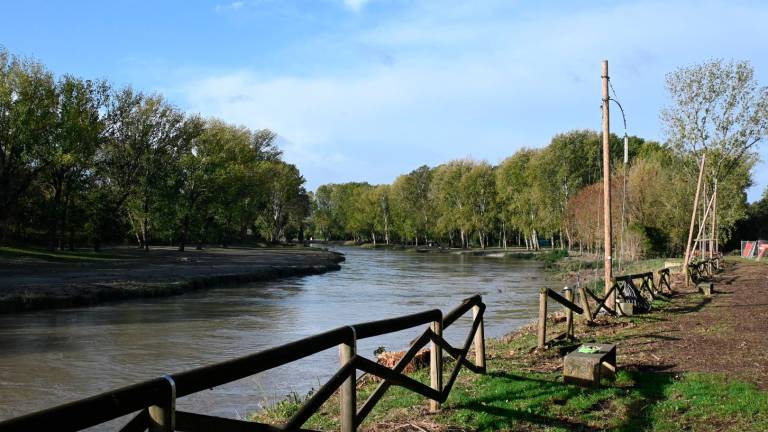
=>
[431,160,472,248]
[0,48,57,241]
[260,161,306,242]
[390,166,433,245]
[661,59,767,258]
[122,93,187,251]
[662,59,768,182]
[43,75,109,250]
[496,150,539,250]
[460,162,496,249]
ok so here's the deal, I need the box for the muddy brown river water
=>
[0,246,558,430]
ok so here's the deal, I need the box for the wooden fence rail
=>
[537,267,676,349]
[687,255,721,284]
[0,296,487,432]
[537,287,584,348]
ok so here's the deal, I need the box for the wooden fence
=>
[0,296,487,432]
[537,268,675,349]
[687,254,722,284]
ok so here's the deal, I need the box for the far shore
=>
[0,245,344,314]
[318,240,550,256]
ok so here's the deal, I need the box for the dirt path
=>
[0,246,344,313]
[604,260,768,388]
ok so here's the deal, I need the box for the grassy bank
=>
[0,246,126,262]
[252,276,768,431]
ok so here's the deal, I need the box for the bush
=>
[626,223,670,258]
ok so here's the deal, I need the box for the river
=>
[0,246,557,429]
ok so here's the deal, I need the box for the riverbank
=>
[0,246,344,313]
[253,258,768,431]
[342,241,570,262]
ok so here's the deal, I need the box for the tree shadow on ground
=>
[666,296,711,314]
[449,371,604,431]
[617,371,677,432]
[448,368,679,431]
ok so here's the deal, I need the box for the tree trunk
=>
[48,178,63,251]
[142,195,150,252]
[178,214,189,252]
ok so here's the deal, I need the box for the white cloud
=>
[342,0,370,12]
[215,1,244,13]
[178,1,768,196]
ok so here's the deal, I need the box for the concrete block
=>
[698,282,713,296]
[563,343,616,387]
[616,301,634,316]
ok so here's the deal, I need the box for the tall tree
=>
[43,75,109,250]
[662,59,768,182]
[0,49,57,241]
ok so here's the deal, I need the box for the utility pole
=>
[601,60,614,309]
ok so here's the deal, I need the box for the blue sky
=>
[1,0,767,201]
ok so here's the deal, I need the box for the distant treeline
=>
[0,47,310,251]
[311,130,752,257]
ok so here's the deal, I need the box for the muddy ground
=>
[529,259,768,389]
[0,246,344,313]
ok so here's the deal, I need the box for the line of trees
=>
[0,47,310,251]
[311,132,753,257]
[311,59,767,258]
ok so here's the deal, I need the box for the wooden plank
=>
[430,319,443,412]
[352,309,440,340]
[149,376,176,432]
[355,357,441,401]
[433,334,484,374]
[443,295,482,329]
[441,306,483,397]
[172,326,355,398]
[357,329,431,423]
[592,284,618,316]
[284,356,356,431]
[578,286,594,322]
[472,305,486,373]
[338,340,356,432]
[564,288,574,337]
[546,288,584,315]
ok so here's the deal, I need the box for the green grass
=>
[253,356,768,431]
[0,246,123,262]
[251,316,768,431]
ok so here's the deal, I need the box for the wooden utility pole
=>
[683,155,706,284]
[601,60,614,309]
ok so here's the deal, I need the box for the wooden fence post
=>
[472,305,486,372]
[430,319,443,412]
[578,285,593,322]
[340,332,356,432]
[537,287,548,349]
[148,376,176,432]
[563,287,574,338]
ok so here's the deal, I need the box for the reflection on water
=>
[0,247,556,428]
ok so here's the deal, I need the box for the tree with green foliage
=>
[43,76,109,250]
[661,59,767,249]
[0,48,57,242]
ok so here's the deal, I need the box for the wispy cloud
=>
[177,1,768,197]
[215,1,244,13]
[342,0,370,12]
